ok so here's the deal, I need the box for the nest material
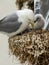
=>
[9,30,49,65]
[15,0,34,10]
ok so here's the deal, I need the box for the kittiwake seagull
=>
[34,14,45,30]
[0,9,34,37]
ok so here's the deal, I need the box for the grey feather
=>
[0,13,22,33]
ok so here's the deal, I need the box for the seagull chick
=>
[34,14,45,30]
[0,9,34,37]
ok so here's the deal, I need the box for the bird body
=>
[0,9,34,37]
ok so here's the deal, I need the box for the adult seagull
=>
[0,9,34,37]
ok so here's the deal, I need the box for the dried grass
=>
[9,30,49,65]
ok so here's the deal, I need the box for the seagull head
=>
[17,9,35,28]
[34,14,45,23]
[24,9,35,28]
[34,14,45,29]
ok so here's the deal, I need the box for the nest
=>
[9,30,49,65]
[15,0,34,10]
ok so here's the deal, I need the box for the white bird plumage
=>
[0,9,34,37]
[34,14,45,30]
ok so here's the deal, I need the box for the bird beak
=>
[28,19,34,28]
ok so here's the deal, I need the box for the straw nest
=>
[9,30,49,65]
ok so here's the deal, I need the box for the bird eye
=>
[36,17,40,21]
[34,17,40,23]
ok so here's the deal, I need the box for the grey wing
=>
[0,13,22,33]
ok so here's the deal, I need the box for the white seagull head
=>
[17,9,35,28]
[34,14,45,29]
[22,9,34,22]
[34,14,45,23]
[25,9,35,28]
